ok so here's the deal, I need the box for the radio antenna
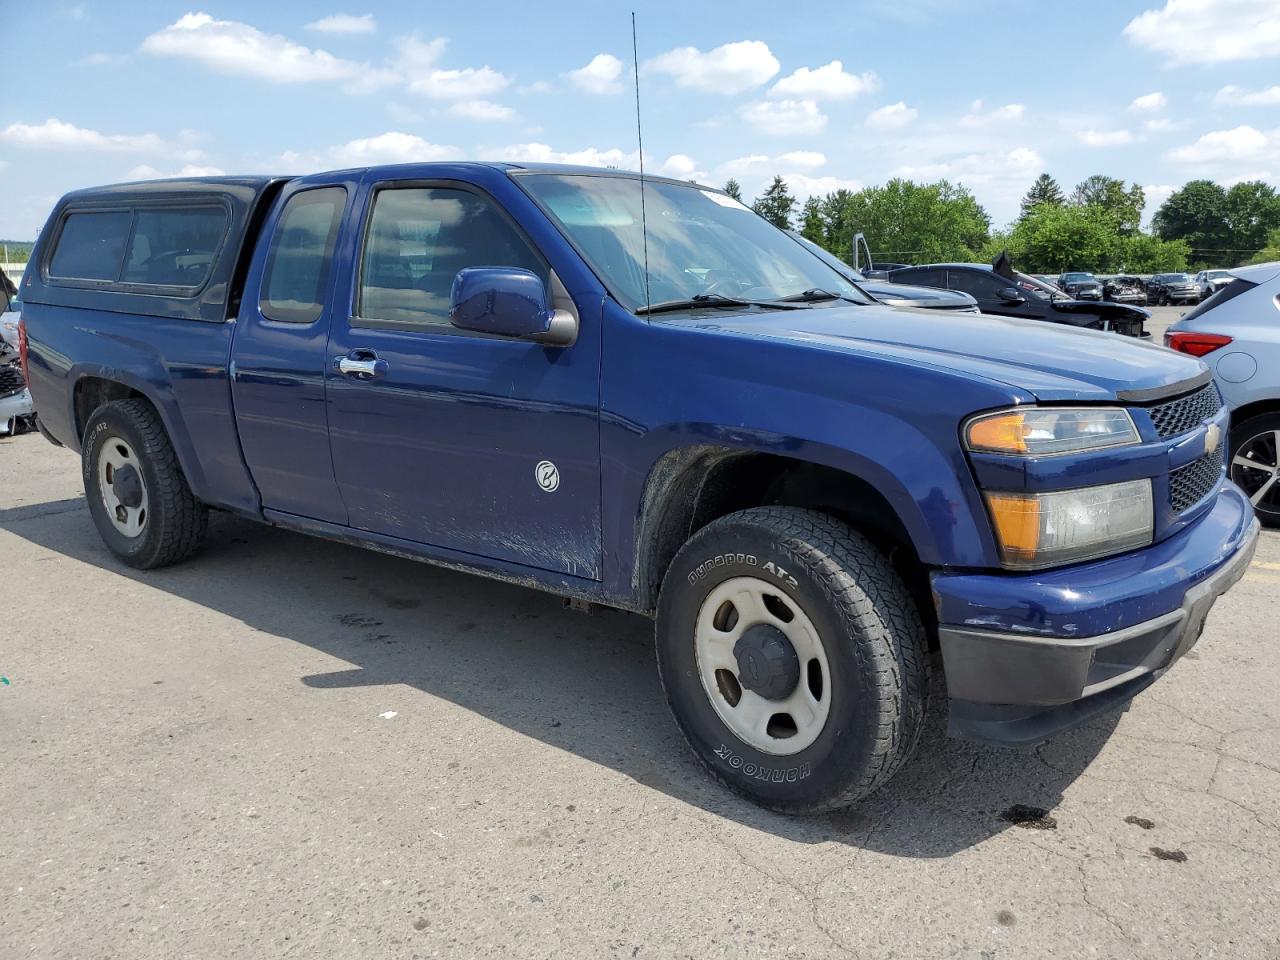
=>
[631,11,651,314]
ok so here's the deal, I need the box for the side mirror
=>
[449,267,577,346]
[997,286,1026,304]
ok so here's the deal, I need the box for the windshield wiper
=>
[778,288,863,304]
[635,293,808,315]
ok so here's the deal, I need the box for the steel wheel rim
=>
[97,436,149,538]
[694,576,832,756]
[1232,430,1280,511]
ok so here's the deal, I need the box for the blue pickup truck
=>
[19,163,1259,813]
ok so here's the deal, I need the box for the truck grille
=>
[1148,382,1222,439]
[1169,445,1225,513]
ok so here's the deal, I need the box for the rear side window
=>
[1179,278,1258,323]
[48,210,132,281]
[260,188,346,324]
[122,207,227,287]
[358,186,547,328]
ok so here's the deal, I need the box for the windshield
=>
[1011,272,1063,299]
[788,231,868,282]
[518,173,867,312]
[1159,274,1193,283]
[1207,270,1232,279]
[1062,272,1095,281]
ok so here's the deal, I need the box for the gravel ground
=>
[2,430,1278,960]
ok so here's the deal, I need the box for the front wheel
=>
[82,399,208,568]
[1230,413,1280,527]
[655,507,930,813]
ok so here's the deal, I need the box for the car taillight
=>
[17,318,30,382]
[1164,331,1232,357]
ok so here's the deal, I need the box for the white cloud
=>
[1077,129,1135,147]
[740,99,827,136]
[80,52,127,66]
[645,40,779,95]
[1143,183,1176,221]
[305,13,376,34]
[1168,125,1274,163]
[1129,91,1166,112]
[448,99,515,121]
[126,163,227,180]
[782,173,863,200]
[655,154,707,181]
[497,142,639,170]
[408,65,509,99]
[715,155,772,180]
[2,118,165,152]
[768,61,878,100]
[518,80,552,95]
[892,146,1042,224]
[565,53,623,95]
[141,12,393,89]
[1124,0,1280,64]
[1143,117,1187,133]
[958,100,1025,127]
[1215,84,1280,106]
[280,131,461,172]
[866,101,918,129]
[777,151,827,169]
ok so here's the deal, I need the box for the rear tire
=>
[82,399,208,568]
[1229,413,1280,527]
[655,507,930,814]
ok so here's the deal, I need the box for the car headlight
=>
[964,407,1140,457]
[985,479,1154,569]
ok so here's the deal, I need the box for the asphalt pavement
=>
[2,426,1278,960]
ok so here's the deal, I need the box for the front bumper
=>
[0,387,33,431]
[934,484,1260,746]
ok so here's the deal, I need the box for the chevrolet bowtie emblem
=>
[1205,423,1222,455]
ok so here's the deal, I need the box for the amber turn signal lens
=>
[966,413,1030,455]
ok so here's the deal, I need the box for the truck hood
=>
[675,303,1203,403]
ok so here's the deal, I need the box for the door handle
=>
[333,351,387,379]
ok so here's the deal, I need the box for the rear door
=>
[323,175,602,579]
[230,176,355,523]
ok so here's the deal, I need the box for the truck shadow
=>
[4,498,1119,857]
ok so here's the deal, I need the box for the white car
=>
[1194,269,1235,302]
[0,294,36,436]
[1165,261,1280,525]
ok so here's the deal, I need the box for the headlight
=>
[985,479,1153,569]
[965,407,1140,457]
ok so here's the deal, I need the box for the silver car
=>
[1165,261,1280,525]
[1194,269,1234,302]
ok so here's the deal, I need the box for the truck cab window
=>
[358,187,547,328]
[260,188,346,324]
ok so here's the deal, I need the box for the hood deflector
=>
[1115,368,1212,404]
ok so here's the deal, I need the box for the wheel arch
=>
[1230,397,1280,431]
[631,444,939,622]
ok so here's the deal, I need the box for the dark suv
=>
[889,262,1149,337]
[1058,272,1104,300]
[1147,273,1199,305]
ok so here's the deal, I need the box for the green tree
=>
[1116,233,1190,273]
[1071,175,1145,235]
[752,176,797,229]
[1153,180,1230,267]
[816,188,858,258]
[1006,204,1120,273]
[799,196,824,245]
[1224,181,1280,261]
[1020,174,1065,218]
[723,178,743,202]
[833,179,990,263]
[1248,228,1280,265]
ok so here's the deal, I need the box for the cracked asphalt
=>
[2,428,1279,960]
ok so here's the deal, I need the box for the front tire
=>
[1230,413,1280,527]
[655,507,930,813]
[82,399,208,568]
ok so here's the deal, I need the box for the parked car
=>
[20,167,1257,812]
[1165,261,1280,526]
[787,232,978,313]
[1148,272,1200,305]
[1105,275,1147,305]
[1195,269,1234,302]
[1058,271,1104,300]
[1032,274,1061,290]
[0,292,35,436]
[888,261,1150,337]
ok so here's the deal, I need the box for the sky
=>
[2,0,1279,240]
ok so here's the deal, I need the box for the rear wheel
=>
[1230,413,1280,527]
[82,399,208,568]
[655,507,930,813]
